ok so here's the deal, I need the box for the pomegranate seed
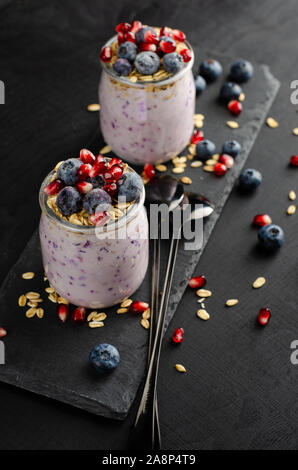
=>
[290,155,298,166]
[188,276,206,289]
[88,156,107,177]
[219,154,234,169]
[90,211,110,226]
[57,304,69,323]
[109,164,123,181]
[104,171,114,183]
[0,327,7,338]
[172,29,186,42]
[72,307,86,324]
[143,29,158,45]
[100,46,112,63]
[115,22,131,33]
[117,32,125,44]
[77,163,92,180]
[44,179,64,196]
[258,308,271,326]
[102,182,118,197]
[76,181,93,194]
[130,301,149,314]
[139,42,157,52]
[213,162,227,176]
[180,48,192,62]
[172,327,184,344]
[253,214,272,227]
[124,31,136,43]
[144,163,155,180]
[130,20,143,34]
[108,157,123,168]
[228,100,242,116]
[160,26,172,38]
[191,130,204,144]
[80,148,96,165]
[159,38,176,53]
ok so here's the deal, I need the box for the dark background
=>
[1,0,298,450]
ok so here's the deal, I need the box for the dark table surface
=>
[1,0,298,450]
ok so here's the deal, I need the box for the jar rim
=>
[39,161,145,234]
[101,34,194,88]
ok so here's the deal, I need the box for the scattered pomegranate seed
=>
[77,163,92,180]
[130,301,149,314]
[108,157,123,168]
[100,46,112,63]
[88,156,107,177]
[191,130,204,144]
[57,304,69,323]
[104,171,114,183]
[144,163,155,180]
[159,38,176,53]
[103,182,118,197]
[172,29,186,42]
[90,211,110,226]
[172,327,184,344]
[109,164,123,181]
[290,155,298,167]
[258,308,271,326]
[188,276,206,289]
[228,100,242,116]
[130,20,143,34]
[180,48,192,62]
[142,29,158,45]
[160,26,172,37]
[76,181,93,194]
[43,179,64,195]
[72,307,86,324]
[115,22,131,33]
[213,162,227,176]
[139,42,157,52]
[117,32,125,44]
[0,327,7,338]
[124,31,136,43]
[219,154,234,169]
[80,148,96,165]
[253,214,272,227]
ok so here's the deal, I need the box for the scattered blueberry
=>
[86,174,105,188]
[230,59,254,82]
[194,74,206,94]
[134,51,160,75]
[219,81,242,103]
[57,158,81,186]
[117,41,137,63]
[56,186,82,216]
[258,224,284,250]
[239,168,262,191]
[83,188,112,214]
[163,52,184,74]
[222,140,241,158]
[196,139,216,161]
[117,172,143,202]
[89,343,120,374]
[113,58,132,76]
[199,59,223,82]
[135,26,157,44]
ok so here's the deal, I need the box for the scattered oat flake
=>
[194,113,204,120]
[129,76,138,83]
[226,120,239,129]
[58,296,69,304]
[121,298,133,308]
[225,299,239,307]
[18,295,27,307]
[22,272,35,280]
[203,165,214,173]
[239,92,245,102]
[212,154,220,161]
[181,176,192,184]
[253,277,266,289]
[26,307,37,318]
[172,167,185,174]
[188,144,196,155]
[36,308,44,319]
[87,311,97,322]
[155,164,167,172]
[45,287,55,293]
[26,292,40,299]
[205,159,216,166]
[0,327,7,338]
[142,308,151,320]
[190,161,202,168]
[89,321,104,328]
[141,318,150,329]
[197,309,210,320]
[94,312,107,322]
[293,128,298,135]
[100,145,112,154]
[287,204,296,215]
[289,190,296,201]
[117,307,128,314]
[175,364,186,373]
[196,289,212,297]
[266,117,278,128]
[48,293,58,303]
[87,103,100,112]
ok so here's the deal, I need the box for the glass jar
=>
[99,36,195,165]
[39,167,149,309]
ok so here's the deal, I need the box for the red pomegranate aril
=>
[213,162,227,176]
[100,46,112,63]
[172,327,184,344]
[144,163,155,180]
[258,308,271,326]
[290,155,298,167]
[130,301,149,314]
[228,100,242,116]
[192,130,204,144]
[219,154,234,169]
[124,31,136,43]
[188,275,206,289]
[108,157,123,168]
[139,42,157,52]
[88,157,107,177]
[110,164,123,181]
[76,181,93,194]
[130,20,142,34]
[43,179,64,196]
[104,171,114,183]
[0,327,7,338]
[57,304,69,323]
[160,26,172,37]
[102,182,118,197]
[80,148,96,165]
[117,32,125,44]
[90,211,110,226]
[115,22,131,33]
[253,214,272,227]
[143,29,158,45]
[159,39,176,53]
[72,307,86,325]
[180,48,191,62]
[77,163,92,180]
[172,29,186,42]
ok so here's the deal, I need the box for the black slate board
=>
[0,54,279,420]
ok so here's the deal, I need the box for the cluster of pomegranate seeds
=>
[100,46,112,63]
[191,130,204,144]
[253,214,272,227]
[219,154,234,169]
[0,327,7,338]
[144,163,155,181]
[43,179,64,196]
[172,327,184,344]
[180,48,192,63]
[57,304,69,323]
[188,275,206,289]
[228,100,242,116]
[213,162,227,176]
[129,301,149,314]
[258,308,271,326]
[72,307,87,324]
[290,155,298,166]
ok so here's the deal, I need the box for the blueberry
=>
[83,188,112,214]
[117,172,143,202]
[134,51,160,75]
[113,58,132,76]
[56,186,82,216]
[89,343,120,374]
[135,26,157,44]
[199,59,223,82]
[163,52,184,74]
[258,224,284,251]
[57,158,81,185]
[219,81,242,103]
[239,168,262,191]
[86,174,105,188]
[117,41,137,63]
[194,74,206,94]
[222,140,241,158]
[196,139,216,161]
[230,59,254,82]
